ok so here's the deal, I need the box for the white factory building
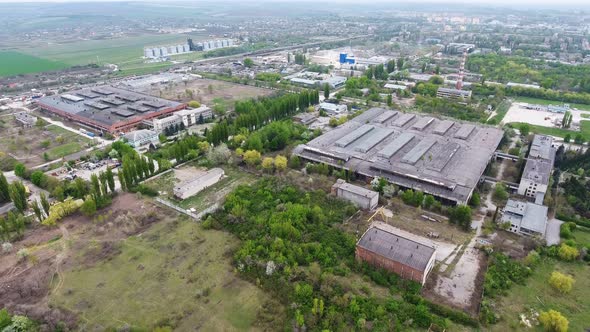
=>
[144,43,191,59]
[518,135,556,203]
[152,105,213,133]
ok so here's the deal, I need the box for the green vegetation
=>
[467,54,590,92]
[490,258,590,331]
[0,51,67,77]
[414,95,488,122]
[487,99,512,125]
[206,178,477,331]
[50,215,272,331]
[507,121,590,141]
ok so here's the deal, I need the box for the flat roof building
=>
[123,129,159,149]
[501,199,548,237]
[36,85,186,134]
[436,87,472,100]
[319,102,347,115]
[518,135,555,202]
[293,108,504,205]
[14,111,37,128]
[356,224,437,285]
[331,179,379,210]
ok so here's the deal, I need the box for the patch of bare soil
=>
[0,193,174,330]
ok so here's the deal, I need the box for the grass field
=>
[514,96,590,112]
[491,258,590,332]
[3,33,208,76]
[488,99,512,124]
[508,121,590,140]
[0,51,67,76]
[50,216,271,330]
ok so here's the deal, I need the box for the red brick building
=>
[356,226,437,285]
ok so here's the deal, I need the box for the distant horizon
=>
[0,0,588,9]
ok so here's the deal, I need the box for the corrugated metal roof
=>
[357,226,436,272]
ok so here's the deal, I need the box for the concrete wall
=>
[355,246,427,285]
[518,179,547,200]
[336,188,377,210]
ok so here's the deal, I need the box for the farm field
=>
[0,193,278,330]
[3,33,209,76]
[491,258,590,332]
[0,51,68,77]
[0,117,93,168]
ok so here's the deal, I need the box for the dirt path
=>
[52,225,70,295]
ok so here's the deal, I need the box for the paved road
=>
[546,218,563,246]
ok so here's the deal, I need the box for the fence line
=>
[154,197,219,221]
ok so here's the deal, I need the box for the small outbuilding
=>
[331,179,379,210]
[173,168,225,200]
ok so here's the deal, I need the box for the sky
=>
[0,0,588,8]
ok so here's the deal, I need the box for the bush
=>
[132,184,159,197]
[539,310,568,332]
[548,271,574,294]
[559,222,577,239]
[557,243,579,261]
[80,197,97,217]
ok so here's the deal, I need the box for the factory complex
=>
[144,38,235,59]
[293,108,504,205]
[35,85,187,134]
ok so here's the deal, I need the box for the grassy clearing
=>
[50,216,271,331]
[573,226,590,245]
[46,142,83,159]
[0,51,67,76]
[177,167,256,211]
[514,96,590,112]
[491,258,590,332]
[487,99,512,124]
[508,121,590,140]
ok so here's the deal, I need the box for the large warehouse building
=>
[36,86,187,134]
[293,108,504,205]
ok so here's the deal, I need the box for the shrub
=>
[132,184,159,197]
[548,271,574,294]
[80,197,97,217]
[539,310,568,332]
[557,243,579,261]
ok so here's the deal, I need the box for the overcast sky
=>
[0,0,588,8]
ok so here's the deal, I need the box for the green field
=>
[50,216,270,330]
[0,51,67,76]
[515,96,590,112]
[3,33,208,76]
[491,258,590,332]
[487,99,512,124]
[508,120,590,141]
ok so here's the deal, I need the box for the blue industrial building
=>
[339,53,355,65]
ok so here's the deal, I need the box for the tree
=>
[0,173,10,203]
[90,174,101,200]
[549,271,574,294]
[188,100,201,108]
[14,163,26,178]
[9,181,27,213]
[80,196,97,216]
[243,57,254,68]
[574,134,584,145]
[539,310,568,332]
[564,134,571,143]
[329,117,339,127]
[288,155,301,169]
[449,205,472,231]
[323,83,330,99]
[519,123,530,136]
[40,192,50,215]
[261,157,274,172]
[396,57,404,70]
[274,155,287,172]
[243,150,261,167]
[469,192,481,207]
[30,170,45,187]
[32,201,43,223]
[492,183,509,205]
[387,94,393,107]
[106,168,116,193]
[423,194,435,209]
